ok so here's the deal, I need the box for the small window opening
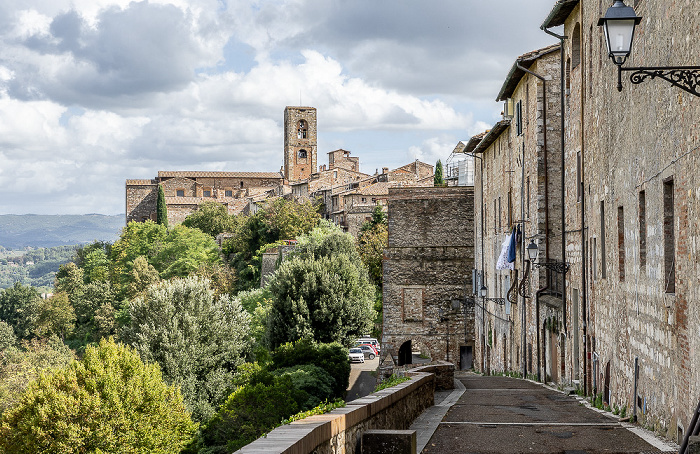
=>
[176,189,184,197]
[297,120,307,139]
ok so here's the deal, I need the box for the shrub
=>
[0,338,196,453]
[273,364,334,409]
[271,339,350,398]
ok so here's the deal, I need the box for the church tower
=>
[283,106,317,182]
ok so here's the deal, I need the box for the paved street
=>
[346,357,379,402]
[416,373,676,454]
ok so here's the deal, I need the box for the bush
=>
[273,364,334,409]
[0,338,197,453]
[271,339,350,398]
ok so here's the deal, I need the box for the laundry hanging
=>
[496,233,514,270]
[507,225,519,263]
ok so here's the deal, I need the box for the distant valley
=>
[0,214,124,249]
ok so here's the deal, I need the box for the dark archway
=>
[398,340,412,366]
[604,361,611,404]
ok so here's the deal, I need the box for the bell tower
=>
[283,106,317,182]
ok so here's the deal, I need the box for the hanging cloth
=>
[507,225,518,263]
[496,234,515,270]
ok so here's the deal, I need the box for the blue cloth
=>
[507,225,518,263]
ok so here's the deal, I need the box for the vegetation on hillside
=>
[0,199,382,453]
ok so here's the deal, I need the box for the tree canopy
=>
[156,184,169,228]
[182,201,238,238]
[122,276,252,421]
[434,159,444,186]
[0,338,196,453]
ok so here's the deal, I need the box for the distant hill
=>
[0,214,125,249]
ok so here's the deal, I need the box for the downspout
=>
[516,61,549,382]
[542,24,567,382]
[580,4,589,396]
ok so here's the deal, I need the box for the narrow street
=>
[418,373,676,454]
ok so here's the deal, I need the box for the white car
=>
[348,348,365,363]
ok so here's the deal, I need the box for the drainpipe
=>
[468,152,486,373]
[542,24,567,384]
[516,61,549,382]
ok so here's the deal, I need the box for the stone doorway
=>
[460,346,473,370]
[398,340,412,366]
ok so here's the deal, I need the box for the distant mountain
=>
[0,214,125,249]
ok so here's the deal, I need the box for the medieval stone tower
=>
[283,106,317,182]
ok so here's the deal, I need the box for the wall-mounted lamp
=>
[526,240,539,262]
[598,0,700,96]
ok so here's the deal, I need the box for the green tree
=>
[70,281,118,342]
[360,204,387,233]
[356,223,387,288]
[122,276,252,421]
[125,255,161,300]
[266,225,375,348]
[110,221,168,297]
[434,159,444,186]
[0,283,41,340]
[0,336,73,416]
[151,225,222,279]
[54,262,85,295]
[0,320,16,351]
[82,248,110,283]
[0,338,196,453]
[182,201,238,237]
[34,292,76,340]
[156,184,169,228]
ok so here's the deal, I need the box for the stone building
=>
[471,44,563,379]
[467,0,700,443]
[126,107,433,231]
[382,187,475,371]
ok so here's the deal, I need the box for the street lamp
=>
[598,0,700,96]
[526,240,539,262]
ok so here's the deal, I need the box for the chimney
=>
[382,167,389,174]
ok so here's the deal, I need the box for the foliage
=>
[193,262,237,297]
[235,287,273,348]
[182,201,238,238]
[0,338,197,453]
[122,276,252,421]
[0,282,42,340]
[273,364,335,409]
[82,248,110,283]
[0,336,74,417]
[151,225,222,279]
[70,281,119,342]
[126,255,161,299]
[194,373,304,454]
[33,292,76,340]
[0,321,16,351]
[109,220,168,298]
[74,241,112,270]
[270,339,350,398]
[374,374,411,392]
[0,245,77,291]
[356,223,387,288]
[434,159,444,186]
[359,205,387,233]
[259,197,322,242]
[266,226,375,348]
[156,184,169,228]
[54,262,85,295]
[280,398,345,425]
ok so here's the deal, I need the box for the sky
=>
[0,0,562,215]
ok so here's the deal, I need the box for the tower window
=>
[176,189,184,197]
[203,190,211,197]
[298,149,307,159]
[225,190,233,197]
[297,120,307,139]
[240,181,244,188]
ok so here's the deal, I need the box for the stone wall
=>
[382,187,475,370]
[125,180,157,223]
[284,106,318,182]
[234,370,436,454]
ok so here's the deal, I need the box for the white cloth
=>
[496,234,514,270]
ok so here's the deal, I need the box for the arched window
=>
[572,23,581,68]
[297,120,307,139]
[298,149,307,159]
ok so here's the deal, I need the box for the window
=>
[572,23,581,68]
[664,178,675,293]
[618,206,625,282]
[297,120,307,139]
[639,190,646,269]
[298,149,307,159]
[566,57,571,95]
[240,181,244,188]
[526,177,531,219]
[592,237,598,281]
[176,189,184,197]
[515,100,523,136]
[577,151,582,202]
[498,197,501,231]
[361,197,366,203]
[601,201,607,279]
[203,190,211,197]
[225,190,233,197]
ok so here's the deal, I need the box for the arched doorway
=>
[398,340,412,366]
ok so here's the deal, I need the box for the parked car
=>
[356,337,380,353]
[357,344,377,360]
[348,348,365,363]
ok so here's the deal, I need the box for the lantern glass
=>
[527,240,539,261]
[480,285,487,298]
[604,19,636,61]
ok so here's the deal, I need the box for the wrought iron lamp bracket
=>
[532,260,570,275]
[619,65,700,96]
[482,297,507,306]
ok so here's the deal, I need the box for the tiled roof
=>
[355,182,391,196]
[166,197,213,205]
[497,43,561,101]
[465,132,488,155]
[158,171,283,179]
[541,0,580,29]
[126,179,155,185]
[473,120,512,154]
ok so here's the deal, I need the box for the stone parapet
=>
[235,370,437,454]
